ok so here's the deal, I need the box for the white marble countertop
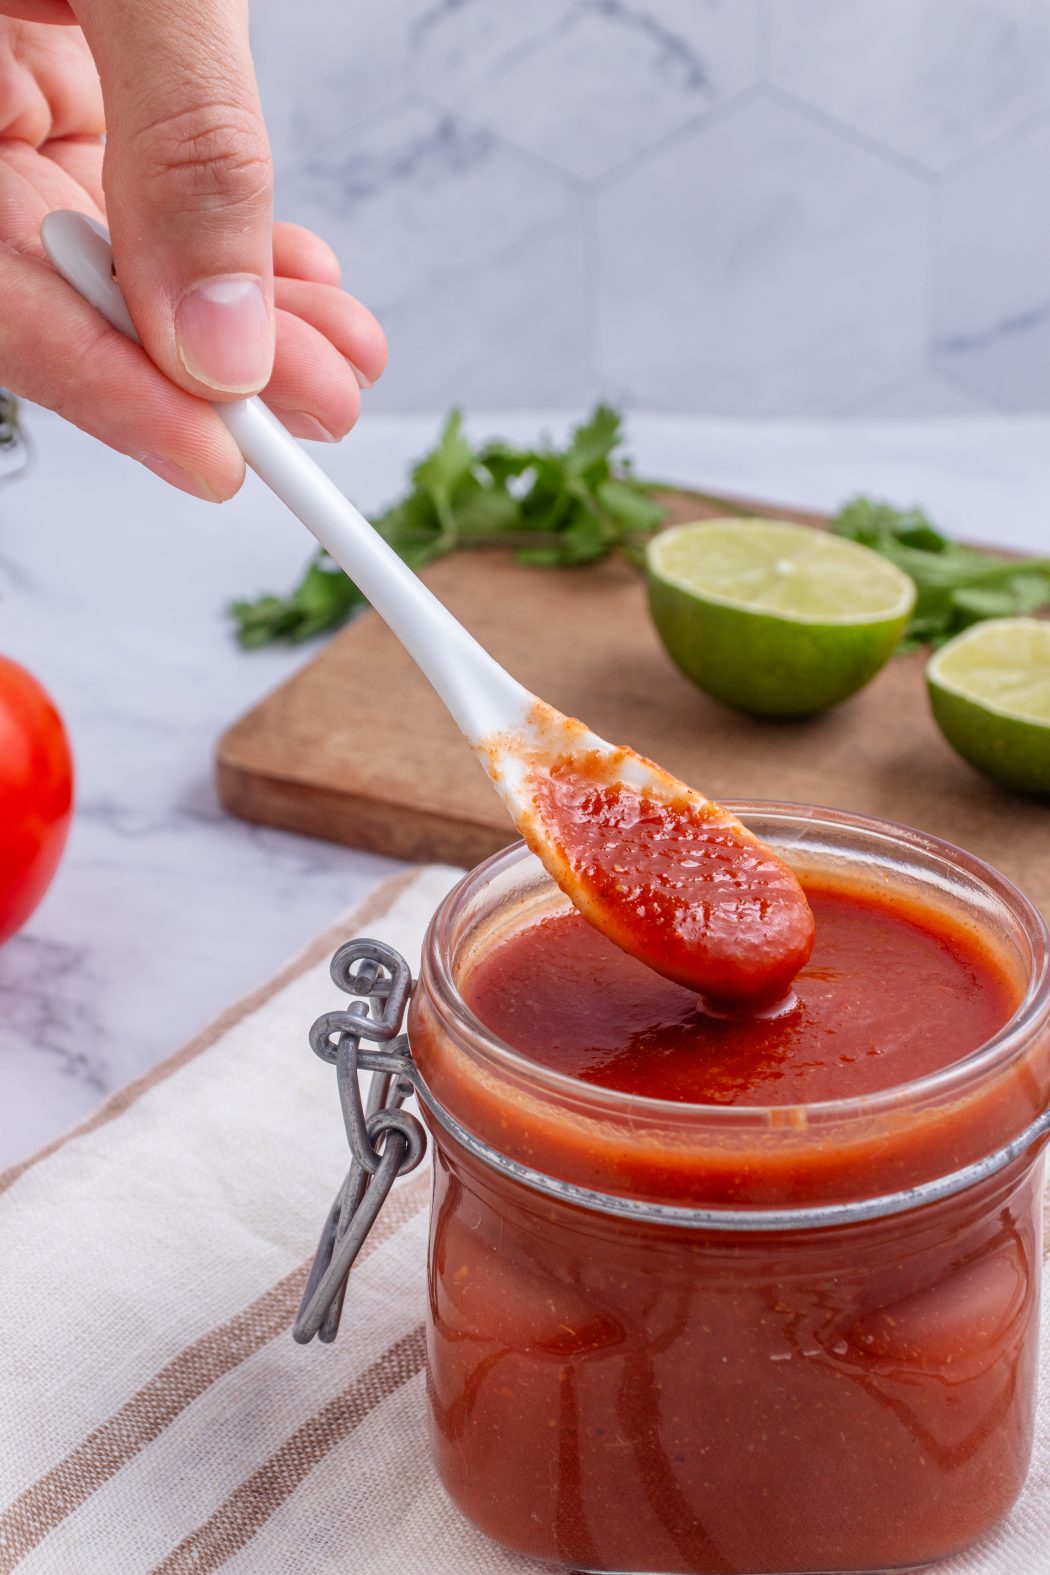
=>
[1,407,1047,1169]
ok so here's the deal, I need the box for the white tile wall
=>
[592,97,928,413]
[436,2,760,181]
[252,0,1050,413]
[932,119,1050,409]
[767,0,1050,172]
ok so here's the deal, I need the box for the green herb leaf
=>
[231,556,366,647]
[232,405,707,646]
[832,495,1050,646]
[596,478,665,537]
[563,403,622,479]
[451,486,522,540]
[415,411,474,530]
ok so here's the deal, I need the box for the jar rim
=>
[419,800,1050,1133]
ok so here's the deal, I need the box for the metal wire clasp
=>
[293,938,425,1345]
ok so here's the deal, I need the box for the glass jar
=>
[407,804,1050,1575]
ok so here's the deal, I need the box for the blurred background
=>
[251,0,1050,417]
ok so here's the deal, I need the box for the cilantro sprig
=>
[231,406,728,647]
[831,497,1050,649]
[231,407,1050,654]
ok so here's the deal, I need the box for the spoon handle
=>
[40,210,529,743]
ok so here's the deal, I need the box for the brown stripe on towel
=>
[0,1170,431,1571]
[154,1325,427,1575]
[0,867,422,1200]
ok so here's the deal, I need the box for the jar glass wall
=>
[408,807,1050,1575]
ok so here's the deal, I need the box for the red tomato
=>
[0,656,73,945]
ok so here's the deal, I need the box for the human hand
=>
[0,1,387,500]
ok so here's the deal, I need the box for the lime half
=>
[927,617,1050,794]
[646,519,916,717]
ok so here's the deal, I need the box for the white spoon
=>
[41,210,813,1002]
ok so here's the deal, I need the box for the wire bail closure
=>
[293,939,425,1345]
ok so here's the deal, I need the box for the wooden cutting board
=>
[216,495,1050,919]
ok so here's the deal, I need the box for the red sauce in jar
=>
[527,758,814,1004]
[464,883,1014,1106]
[413,871,1047,1573]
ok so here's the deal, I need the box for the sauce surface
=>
[532,758,814,1004]
[465,880,1017,1106]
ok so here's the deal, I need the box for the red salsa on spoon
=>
[513,716,815,1004]
[533,761,814,1005]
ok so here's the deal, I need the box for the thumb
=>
[71,0,275,399]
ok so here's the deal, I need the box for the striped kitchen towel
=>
[0,863,1048,1574]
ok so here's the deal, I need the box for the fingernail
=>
[272,408,336,442]
[175,276,273,393]
[349,360,372,390]
[139,453,222,502]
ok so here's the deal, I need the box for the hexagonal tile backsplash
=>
[259,0,1049,413]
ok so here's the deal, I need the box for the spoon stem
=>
[223,399,529,740]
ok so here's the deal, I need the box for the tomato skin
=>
[0,657,74,946]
